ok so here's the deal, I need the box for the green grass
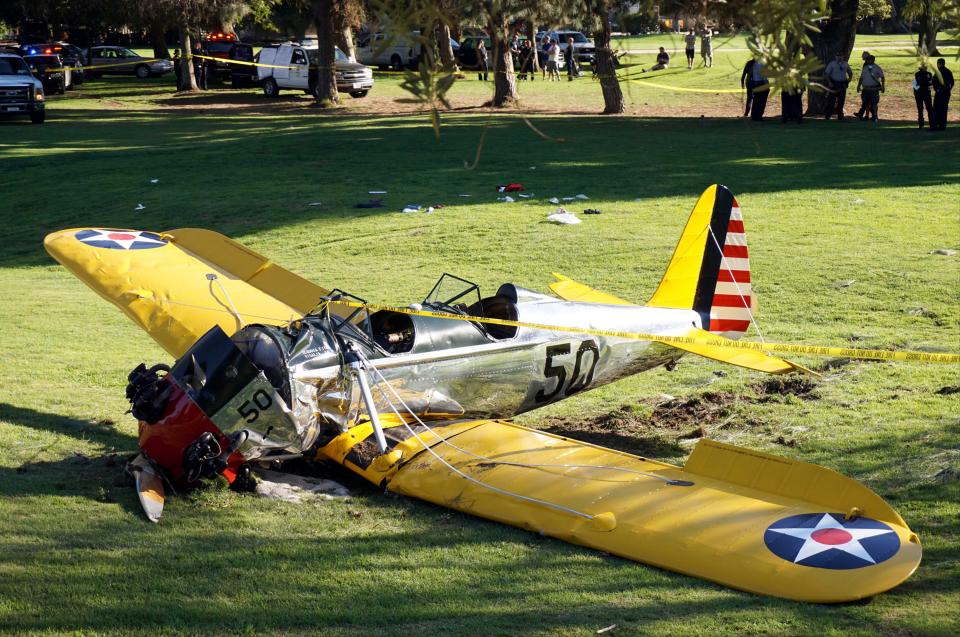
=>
[1,35,959,636]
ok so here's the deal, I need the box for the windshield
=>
[206,42,233,55]
[0,58,31,75]
[307,48,348,64]
[558,32,588,43]
[424,273,481,312]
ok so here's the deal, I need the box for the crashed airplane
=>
[44,185,921,603]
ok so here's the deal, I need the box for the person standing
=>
[685,28,696,70]
[932,58,954,131]
[913,63,934,129]
[823,52,852,120]
[191,41,207,90]
[565,36,579,80]
[750,60,769,121]
[476,38,488,81]
[856,55,884,122]
[700,27,713,68]
[741,57,756,117]
[547,39,560,81]
[540,35,551,80]
[781,85,805,124]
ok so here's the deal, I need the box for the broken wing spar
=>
[42,184,934,602]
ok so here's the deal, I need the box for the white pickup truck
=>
[257,43,374,98]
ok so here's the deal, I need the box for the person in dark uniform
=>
[750,60,769,121]
[913,63,934,129]
[192,41,207,89]
[741,57,756,117]
[173,49,182,86]
[932,58,954,131]
[781,85,804,124]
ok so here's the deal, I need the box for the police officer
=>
[192,41,207,90]
[913,63,934,129]
[823,52,852,120]
[932,58,954,131]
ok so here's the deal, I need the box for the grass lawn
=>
[1,33,958,636]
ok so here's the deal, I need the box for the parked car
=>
[0,53,45,123]
[23,54,68,94]
[200,33,257,87]
[20,42,84,86]
[85,46,173,78]
[536,30,595,65]
[356,32,419,70]
[257,43,374,98]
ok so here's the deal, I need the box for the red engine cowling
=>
[138,377,243,487]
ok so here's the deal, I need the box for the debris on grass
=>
[908,307,938,318]
[254,469,350,503]
[754,376,819,401]
[833,279,856,288]
[774,435,798,448]
[936,386,960,395]
[547,209,580,224]
[596,625,617,635]
[134,203,145,211]
[930,248,957,256]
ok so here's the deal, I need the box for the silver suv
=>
[0,54,45,123]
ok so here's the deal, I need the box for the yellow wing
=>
[44,228,331,358]
[549,273,813,375]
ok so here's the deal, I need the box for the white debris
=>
[547,208,581,225]
[529,166,537,170]
[930,249,957,256]
[851,198,865,205]
[562,197,575,201]
[834,279,856,288]
[402,204,421,213]
[576,194,589,200]
[134,203,145,211]
[498,195,515,203]
[426,206,434,214]
[548,197,560,204]
[458,194,472,197]
[518,193,535,198]
[307,202,323,206]
[254,469,350,503]
[369,190,387,194]
[149,179,159,184]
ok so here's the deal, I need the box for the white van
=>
[257,43,374,98]
[356,32,419,70]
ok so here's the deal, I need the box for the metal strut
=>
[343,343,389,454]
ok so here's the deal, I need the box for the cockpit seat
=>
[466,295,519,340]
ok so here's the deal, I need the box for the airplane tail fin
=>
[648,184,754,340]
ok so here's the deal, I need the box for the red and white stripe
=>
[708,201,753,339]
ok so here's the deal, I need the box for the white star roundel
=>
[764,512,900,569]
[75,229,167,250]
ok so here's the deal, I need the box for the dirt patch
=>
[753,376,820,401]
[647,391,737,428]
[542,409,685,458]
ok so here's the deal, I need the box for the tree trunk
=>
[150,22,170,59]
[806,0,858,115]
[490,10,517,106]
[593,1,624,114]
[526,21,539,75]
[437,23,456,71]
[917,6,940,55]
[335,25,356,61]
[313,0,339,106]
[178,26,198,92]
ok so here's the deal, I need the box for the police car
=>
[0,52,45,124]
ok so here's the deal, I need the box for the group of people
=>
[640,26,715,73]
[474,34,582,83]
[172,42,211,89]
[740,50,953,129]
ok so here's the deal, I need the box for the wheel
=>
[135,64,150,79]
[350,90,368,98]
[30,111,45,124]
[390,54,403,71]
[262,77,280,97]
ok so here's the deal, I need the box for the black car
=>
[201,38,257,87]
[21,43,84,86]
[23,54,67,94]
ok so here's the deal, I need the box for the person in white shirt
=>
[855,55,885,122]
[685,29,696,70]
[823,52,853,120]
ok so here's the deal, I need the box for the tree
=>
[588,0,624,114]
[903,0,947,54]
[312,0,338,105]
[806,0,859,115]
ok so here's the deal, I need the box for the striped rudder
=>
[648,184,754,340]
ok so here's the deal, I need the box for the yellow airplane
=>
[44,185,920,603]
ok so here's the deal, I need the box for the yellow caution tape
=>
[46,57,165,73]
[322,299,960,363]
[618,72,744,94]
